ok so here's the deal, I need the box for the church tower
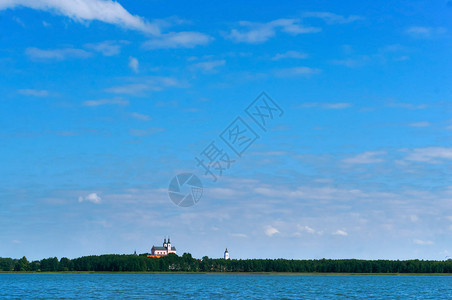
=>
[167,237,171,251]
[163,237,167,248]
[224,248,229,260]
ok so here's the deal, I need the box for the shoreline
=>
[1,271,451,276]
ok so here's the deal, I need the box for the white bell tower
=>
[224,248,229,260]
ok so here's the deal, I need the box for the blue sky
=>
[0,0,451,261]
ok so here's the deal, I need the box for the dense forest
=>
[1,254,452,273]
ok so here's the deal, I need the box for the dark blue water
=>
[0,274,451,299]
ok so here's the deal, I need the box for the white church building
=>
[148,237,177,257]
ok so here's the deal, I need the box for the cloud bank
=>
[0,0,159,34]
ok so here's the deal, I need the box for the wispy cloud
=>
[129,128,165,136]
[404,147,452,163]
[12,16,25,27]
[298,102,351,109]
[230,233,248,238]
[264,225,279,237]
[387,101,427,110]
[26,47,92,61]
[85,40,128,56]
[410,215,419,222]
[191,59,225,72]
[333,230,348,236]
[413,239,434,245]
[227,12,362,44]
[143,31,213,49]
[106,83,150,95]
[342,151,386,164]
[331,56,370,68]
[227,19,321,43]
[405,26,447,38]
[106,77,186,95]
[82,97,129,107]
[303,12,364,24]
[128,56,139,73]
[274,66,321,77]
[78,193,102,204]
[272,50,308,60]
[0,0,158,34]
[130,112,151,121]
[299,225,316,234]
[18,89,49,97]
[409,121,430,127]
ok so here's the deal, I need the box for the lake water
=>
[1,273,451,299]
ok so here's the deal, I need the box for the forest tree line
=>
[1,254,452,273]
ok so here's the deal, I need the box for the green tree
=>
[14,256,30,271]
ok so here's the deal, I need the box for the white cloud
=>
[302,12,364,24]
[387,101,427,110]
[410,215,419,222]
[106,83,150,95]
[409,121,430,127]
[143,31,213,49]
[342,151,386,164]
[331,56,370,68]
[191,59,225,72]
[265,225,279,237]
[82,97,129,107]
[12,16,25,27]
[227,19,321,43]
[405,26,447,38]
[128,56,139,73]
[129,128,165,136]
[299,225,316,234]
[230,233,248,238]
[333,230,348,236]
[0,0,158,34]
[298,102,351,109]
[413,239,434,245]
[18,89,49,96]
[26,47,92,61]
[274,66,321,77]
[78,193,102,204]
[404,147,452,163]
[131,112,151,121]
[85,40,127,56]
[106,77,186,95]
[228,25,274,43]
[272,50,308,60]
[253,185,372,201]
[227,13,360,44]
